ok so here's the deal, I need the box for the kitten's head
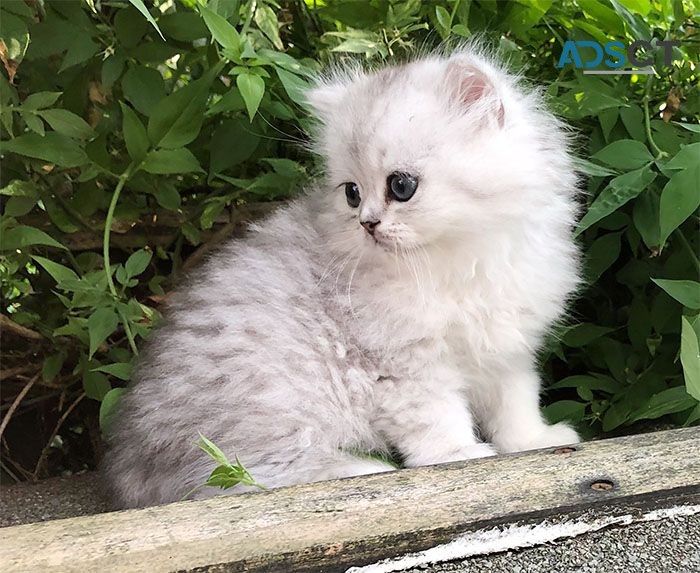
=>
[307,48,575,260]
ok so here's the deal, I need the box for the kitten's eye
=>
[344,182,361,208]
[387,172,418,202]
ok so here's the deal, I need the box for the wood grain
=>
[1,427,698,573]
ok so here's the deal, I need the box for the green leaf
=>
[99,387,127,429]
[23,113,45,136]
[573,157,617,177]
[550,374,620,394]
[125,0,164,40]
[602,401,632,431]
[651,279,700,309]
[200,199,225,229]
[632,188,660,250]
[87,307,120,358]
[585,232,622,282]
[681,317,700,401]
[236,73,265,121]
[275,67,309,106]
[124,249,152,278]
[200,4,240,50]
[147,68,219,149]
[22,91,62,111]
[542,400,585,424]
[1,225,67,250]
[196,433,230,466]
[42,353,65,384]
[673,122,700,133]
[153,186,181,211]
[92,362,132,381]
[254,4,283,50]
[628,386,696,423]
[59,35,99,72]
[160,12,209,42]
[663,143,700,172]
[619,105,645,141]
[2,0,33,18]
[0,10,29,62]
[684,404,700,426]
[0,180,38,197]
[120,102,149,161]
[32,255,79,284]
[331,37,385,57]
[591,139,653,170]
[142,148,202,174]
[0,132,88,167]
[83,370,111,401]
[181,222,201,245]
[575,166,656,235]
[562,323,614,347]
[209,118,259,176]
[122,65,166,117]
[38,109,94,140]
[4,195,36,217]
[207,89,245,116]
[659,163,700,246]
[435,5,452,36]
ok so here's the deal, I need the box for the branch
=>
[0,315,44,341]
[0,373,39,441]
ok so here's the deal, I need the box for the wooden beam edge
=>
[0,427,698,573]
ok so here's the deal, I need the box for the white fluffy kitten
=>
[105,48,581,508]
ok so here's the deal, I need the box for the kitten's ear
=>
[444,56,505,127]
[305,81,347,121]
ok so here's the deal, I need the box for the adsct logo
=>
[557,40,681,75]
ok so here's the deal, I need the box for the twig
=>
[0,364,35,381]
[0,459,20,482]
[0,315,44,341]
[0,373,39,441]
[32,392,85,479]
[1,440,35,481]
[0,390,61,413]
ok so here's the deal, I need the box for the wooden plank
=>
[1,428,698,573]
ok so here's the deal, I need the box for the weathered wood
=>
[1,428,698,573]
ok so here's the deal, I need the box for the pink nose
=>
[361,219,380,235]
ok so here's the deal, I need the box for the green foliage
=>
[186,434,266,497]
[0,0,698,476]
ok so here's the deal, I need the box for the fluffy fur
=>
[104,48,581,508]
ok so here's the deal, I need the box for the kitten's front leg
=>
[373,365,495,467]
[474,363,580,453]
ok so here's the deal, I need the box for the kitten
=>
[104,48,581,508]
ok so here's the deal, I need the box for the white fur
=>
[104,49,581,508]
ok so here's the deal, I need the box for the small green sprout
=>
[182,434,266,501]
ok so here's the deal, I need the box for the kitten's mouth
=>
[365,233,393,252]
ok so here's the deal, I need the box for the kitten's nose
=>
[360,219,380,235]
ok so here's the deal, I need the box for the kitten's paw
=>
[537,422,580,448]
[497,422,580,453]
[406,443,497,467]
[459,443,498,460]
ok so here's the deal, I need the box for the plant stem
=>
[104,166,139,356]
[643,74,667,160]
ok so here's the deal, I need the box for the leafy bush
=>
[0,0,697,479]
